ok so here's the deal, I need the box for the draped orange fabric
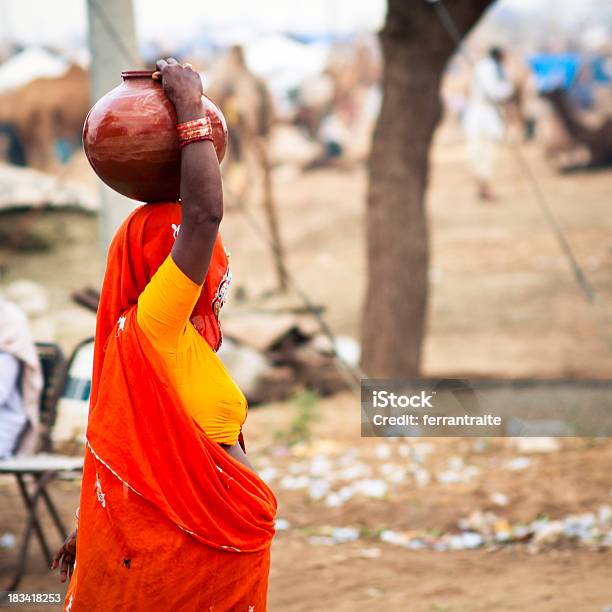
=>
[64,203,277,611]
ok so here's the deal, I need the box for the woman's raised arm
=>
[155,58,223,285]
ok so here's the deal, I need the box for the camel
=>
[0,64,90,172]
[542,88,612,169]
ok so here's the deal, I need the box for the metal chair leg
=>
[5,472,57,592]
[15,473,54,563]
[37,474,68,540]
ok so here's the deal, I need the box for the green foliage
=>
[276,389,321,446]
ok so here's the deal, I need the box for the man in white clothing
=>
[463,47,515,201]
[0,298,43,456]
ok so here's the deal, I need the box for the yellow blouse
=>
[136,254,246,445]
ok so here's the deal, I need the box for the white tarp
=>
[0,163,99,211]
[0,47,69,94]
[244,34,330,94]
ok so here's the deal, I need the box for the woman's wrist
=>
[175,99,205,123]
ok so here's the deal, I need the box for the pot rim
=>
[121,70,155,79]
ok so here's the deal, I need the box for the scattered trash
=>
[338,463,372,481]
[309,454,332,476]
[473,439,489,453]
[436,470,464,485]
[264,430,607,554]
[308,479,331,501]
[512,437,560,454]
[599,505,612,524]
[458,510,498,535]
[331,527,360,543]
[448,532,484,550]
[258,467,278,483]
[505,457,532,471]
[436,465,480,484]
[357,547,381,559]
[380,463,406,484]
[494,519,512,542]
[288,461,308,474]
[280,475,309,490]
[412,443,434,463]
[0,532,16,549]
[413,468,431,487]
[398,444,411,458]
[324,485,355,508]
[324,492,344,508]
[380,530,408,546]
[532,520,565,545]
[337,448,359,466]
[275,518,290,531]
[374,444,391,460]
[353,479,388,499]
[448,456,464,471]
[307,535,336,546]
[490,492,509,507]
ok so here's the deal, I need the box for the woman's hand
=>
[154,58,203,122]
[51,529,77,583]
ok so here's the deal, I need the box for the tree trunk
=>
[361,0,493,378]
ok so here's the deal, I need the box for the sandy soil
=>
[1,393,611,611]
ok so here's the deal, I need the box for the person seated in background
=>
[0,298,43,457]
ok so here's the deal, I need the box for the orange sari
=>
[64,203,277,611]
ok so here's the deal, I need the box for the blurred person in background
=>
[207,45,274,198]
[0,297,43,457]
[296,69,335,139]
[463,46,515,201]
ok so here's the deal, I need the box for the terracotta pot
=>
[83,70,227,203]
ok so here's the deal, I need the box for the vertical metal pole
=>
[86,0,141,257]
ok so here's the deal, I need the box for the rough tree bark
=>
[361,0,494,378]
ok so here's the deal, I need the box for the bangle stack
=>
[177,117,214,150]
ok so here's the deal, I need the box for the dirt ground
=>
[1,131,612,610]
[1,393,612,611]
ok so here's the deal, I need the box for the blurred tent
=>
[243,34,330,102]
[528,52,611,94]
[0,48,70,94]
[286,31,355,45]
[0,163,98,211]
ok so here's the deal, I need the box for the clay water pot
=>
[83,70,228,203]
